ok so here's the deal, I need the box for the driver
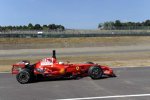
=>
[40,57,65,75]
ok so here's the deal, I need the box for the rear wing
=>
[12,64,26,74]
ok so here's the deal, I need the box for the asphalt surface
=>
[0,67,150,100]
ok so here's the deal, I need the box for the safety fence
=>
[1,32,150,38]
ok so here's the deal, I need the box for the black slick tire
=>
[88,66,103,79]
[16,69,34,84]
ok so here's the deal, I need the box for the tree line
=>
[98,20,150,30]
[0,23,65,32]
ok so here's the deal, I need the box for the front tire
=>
[16,69,34,84]
[88,66,103,79]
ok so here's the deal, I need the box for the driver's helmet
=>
[59,61,64,65]
[41,58,57,65]
[47,58,57,63]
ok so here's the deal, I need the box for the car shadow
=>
[32,75,116,84]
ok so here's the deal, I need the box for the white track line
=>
[57,94,150,100]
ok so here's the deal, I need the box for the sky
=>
[0,0,150,29]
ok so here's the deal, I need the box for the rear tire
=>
[88,66,103,79]
[16,69,34,84]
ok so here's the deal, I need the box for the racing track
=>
[0,67,150,100]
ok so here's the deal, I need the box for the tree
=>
[43,25,48,28]
[18,26,23,30]
[103,21,115,30]
[144,20,150,26]
[7,26,13,31]
[28,23,33,30]
[0,26,2,32]
[0,23,65,32]
[98,24,102,29]
[48,24,56,30]
[34,24,42,30]
[114,20,122,28]
[22,25,28,30]
[56,25,65,31]
[43,25,48,31]
[99,19,150,30]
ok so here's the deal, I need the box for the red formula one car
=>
[12,50,116,84]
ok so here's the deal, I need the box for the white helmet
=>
[59,61,64,65]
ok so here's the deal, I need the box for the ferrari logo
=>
[76,66,80,70]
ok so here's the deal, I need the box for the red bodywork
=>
[12,50,115,81]
[12,57,115,78]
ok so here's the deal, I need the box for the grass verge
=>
[1,52,150,72]
[1,36,150,49]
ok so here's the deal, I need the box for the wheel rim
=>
[18,72,30,83]
[91,68,101,78]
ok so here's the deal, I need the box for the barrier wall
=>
[0,32,150,38]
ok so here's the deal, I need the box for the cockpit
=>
[40,58,57,66]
